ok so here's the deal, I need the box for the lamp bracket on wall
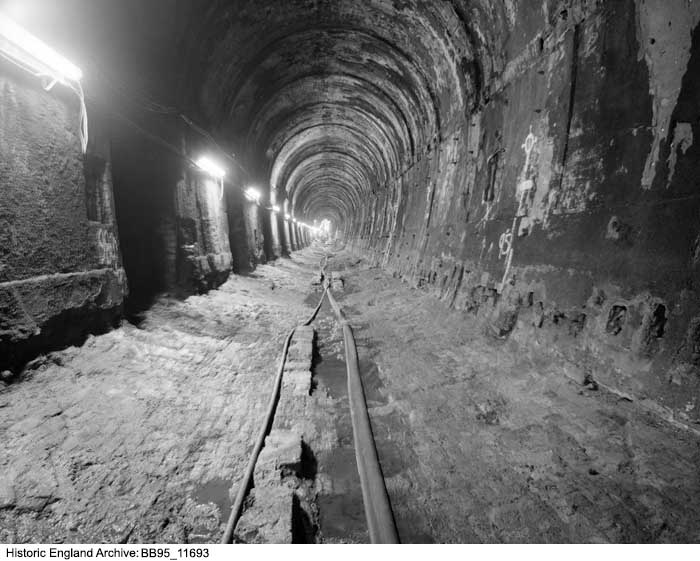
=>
[0,13,87,153]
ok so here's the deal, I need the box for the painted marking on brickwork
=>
[666,122,693,189]
[499,131,537,290]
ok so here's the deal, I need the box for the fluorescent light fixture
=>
[0,13,82,83]
[271,205,281,213]
[244,187,261,203]
[285,213,291,220]
[195,156,225,179]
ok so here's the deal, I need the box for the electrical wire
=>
[74,81,88,154]
[0,41,88,153]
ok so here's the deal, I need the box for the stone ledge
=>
[0,267,125,339]
[276,327,315,429]
[0,267,126,372]
[234,325,317,543]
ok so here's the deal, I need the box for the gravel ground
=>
[2,243,699,543]
[0,250,325,543]
[327,249,700,543]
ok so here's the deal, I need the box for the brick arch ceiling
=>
[179,0,509,230]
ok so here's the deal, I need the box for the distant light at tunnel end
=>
[0,12,83,83]
[195,156,225,179]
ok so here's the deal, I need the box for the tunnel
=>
[2,0,700,546]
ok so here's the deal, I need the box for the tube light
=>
[195,156,225,179]
[0,13,82,83]
[271,205,280,213]
[244,187,261,203]
[285,214,291,221]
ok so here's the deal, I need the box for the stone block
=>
[294,326,315,338]
[254,430,302,487]
[282,370,312,397]
[283,358,312,372]
[234,486,294,544]
[288,341,313,357]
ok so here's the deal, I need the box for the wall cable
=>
[74,81,88,154]
[0,50,87,153]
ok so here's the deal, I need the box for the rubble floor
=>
[2,245,700,543]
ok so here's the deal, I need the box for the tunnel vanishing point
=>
[2,0,700,545]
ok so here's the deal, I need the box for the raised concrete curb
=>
[234,326,316,543]
[331,272,345,292]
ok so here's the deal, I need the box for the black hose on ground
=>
[323,262,400,544]
[222,253,398,544]
[221,285,327,544]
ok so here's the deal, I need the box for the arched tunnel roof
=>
[179,0,508,229]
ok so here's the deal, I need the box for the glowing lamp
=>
[244,187,261,203]
[285,214,291,220]
[195,156,225,179]
[0,13,88,153]
[271,205,281,213]
[0,13,82,84]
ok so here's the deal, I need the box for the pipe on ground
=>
[222,251,398,544]
[326,282,400,544]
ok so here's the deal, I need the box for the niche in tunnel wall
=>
[111,124,180,315]
[226,185,261,273]
[261,208,275,261]
[84,114,123,273]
